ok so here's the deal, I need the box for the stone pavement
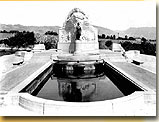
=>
[111,62,156,91]
[0,50,55,92]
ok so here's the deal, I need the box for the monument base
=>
[53,53,104,78]
[56,53,101,62]
[57,41,99,55]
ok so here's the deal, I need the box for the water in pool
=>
[36,69,125,102]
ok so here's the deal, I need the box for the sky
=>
[0,1,156,31]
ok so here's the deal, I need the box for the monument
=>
[54,8,103,73]
[58,8,99,54]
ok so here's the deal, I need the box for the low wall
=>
[5,91,154,116]
[104,61,153,92]
[20,63,53,95]
[9,61,53,93]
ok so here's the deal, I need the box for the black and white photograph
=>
[0,1,156,116]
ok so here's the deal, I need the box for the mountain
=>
[123,27,156,40]
[0,24,156,40]
[0,24,60,34]
[0,24,115,35]
[94,26,156,40]
[93,25,116,35]
[0,24,117,40]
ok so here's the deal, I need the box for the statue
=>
[75,23,81,40]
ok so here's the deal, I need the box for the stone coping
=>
[111,62,156,91]
[3,91,155,116]
[8,61,52,93]
[18,91,143,106]
[105,61,155,93]
[0,50,54,92]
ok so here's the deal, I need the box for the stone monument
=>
[58,8,99,54]
[54,8,103,73]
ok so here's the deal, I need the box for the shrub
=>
[105,40,113,47]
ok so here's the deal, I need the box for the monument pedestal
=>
[73,40,99,55]
[57,41,99,55]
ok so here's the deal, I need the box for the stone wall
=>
[1,91,155,116]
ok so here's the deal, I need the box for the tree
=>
[44,35,58,50]
[105,40,113,47]
[101,34,105,39]
[3,31,36,49]
[120,41,132,51]
[34,33,45,44]
[45,31,58,36]
[128,37,135,40]
[110,35,112,39]
[113,35,116,40]
[125,35,128,40]
[106,35,110,39]
[9,30,19,33]
[141,37,147,43]
[98,35,102,39]
[0,30,8,33]
[0,39,8,44]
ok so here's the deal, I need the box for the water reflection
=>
[35,64,125,102]
[50,63,106,102]
[57,78,97,102]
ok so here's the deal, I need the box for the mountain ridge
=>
[0,24,156,40]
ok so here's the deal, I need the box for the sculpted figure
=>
[75,23,82,40]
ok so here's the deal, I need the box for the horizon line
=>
[0,23,156,32]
